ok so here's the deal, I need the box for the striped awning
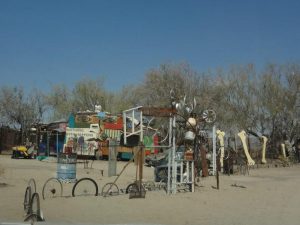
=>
[104,129,121,141]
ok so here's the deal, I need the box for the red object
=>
[104,123,123,130]
[145,150,151,156]
[104,117,123,130]
[64,146,73,154]
[153,134,159,154]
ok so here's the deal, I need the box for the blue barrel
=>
[57,153,77,182]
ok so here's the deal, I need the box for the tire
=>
[28,178,37,194]
[24,186,31,214]
[72,178,98,197]
[42,178,63,200]
[101,182,119,197]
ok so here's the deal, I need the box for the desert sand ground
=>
[0,153,300,225]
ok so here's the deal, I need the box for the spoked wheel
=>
[125,183,139,194]
[24,186,32,214]
[24,193,44,222]
[202,109,216,123]
[101,183,119,197]
[30,193,41,216]
[72,178,98,197]
[143,181,156,191]
[42,178,63,200]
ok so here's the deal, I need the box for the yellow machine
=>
[11,145,36,159]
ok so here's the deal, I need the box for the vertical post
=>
[139,145,144,190]
[191,161,195,192]
[180,161,183,183]
[167,117,172,195]
[216,169,219,189]
[123,111,127,145]
[56,132,59,156]
[171,115,177,194]
[140,110,143,142]
[47,131,50,157]
[132,110,135,134]
[212,125,216,176]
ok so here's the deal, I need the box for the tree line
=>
[0,62,299,148]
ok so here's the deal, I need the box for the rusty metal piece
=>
[200,144,209,177]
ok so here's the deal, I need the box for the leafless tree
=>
[0,86,47,143]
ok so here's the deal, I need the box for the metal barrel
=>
[57,153,77,182]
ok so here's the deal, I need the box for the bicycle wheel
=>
[24,193,43,222]
[24,186,31,214]
[101,183,119,197]
[72,178,98,197]
[28,178,37,194]
[42,178,63,200]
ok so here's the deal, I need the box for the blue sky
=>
[1,0,300,92]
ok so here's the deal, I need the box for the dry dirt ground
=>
[0,154,300,225]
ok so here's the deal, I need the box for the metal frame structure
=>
[122,106,196,194]
[123,106,144,145]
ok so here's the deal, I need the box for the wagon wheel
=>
[72,178,98,197]
[101,182,119,197]
[42,177,63,200]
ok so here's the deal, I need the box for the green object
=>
[120,152,133,160]
[37,156,47,161]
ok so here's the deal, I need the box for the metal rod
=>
[140,111,143,142]
[171,115,177,194]
[167,117,172,195]
[212,125,216,176]
[123,111,127,145]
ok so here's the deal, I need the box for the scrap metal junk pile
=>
[122,91,217,195]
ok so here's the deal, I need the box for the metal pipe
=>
[212,125,216,176]
[167,117,172,195]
